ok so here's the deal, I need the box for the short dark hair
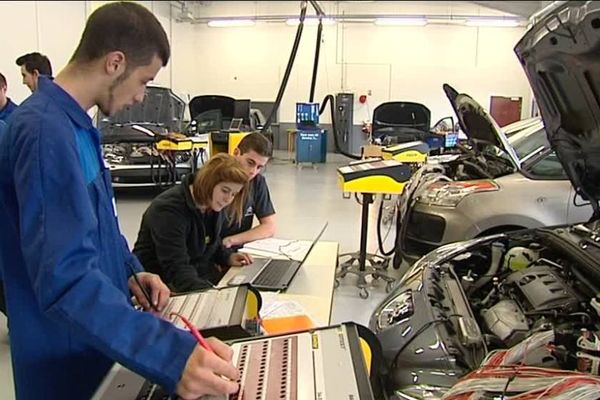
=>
[237,133,273,158]
[0,73,6,88]
[70,2,170,67]
[16,53,53,76]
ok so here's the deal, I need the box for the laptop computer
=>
[227,117,243,132]
[227,222,328,291]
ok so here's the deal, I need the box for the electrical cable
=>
[309,19,323,103]
[377,197,396,256]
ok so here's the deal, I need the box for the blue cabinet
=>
[296,129,327,164]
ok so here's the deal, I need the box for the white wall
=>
[0,1,86,103]
[0,1,173,104]
[0,1,533,125]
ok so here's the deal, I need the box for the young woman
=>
[133,153,253,293]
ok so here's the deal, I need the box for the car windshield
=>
[507,123,549,163]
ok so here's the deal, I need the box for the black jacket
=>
[133,174,233,292]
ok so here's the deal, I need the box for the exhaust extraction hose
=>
[261,1,308,134]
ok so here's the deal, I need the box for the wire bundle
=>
[442,331,600,400]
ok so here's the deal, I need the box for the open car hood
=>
[100,125,168,144]
[443,83,520,167]
[188,95,236,121]
[372,101,431,134]
[515,1,600,219]
[97,86,185,133]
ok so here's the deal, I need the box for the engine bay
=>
[102,142,192,167]
[373,225,600,398]
[447,229,600,373]
[435,144,515,181]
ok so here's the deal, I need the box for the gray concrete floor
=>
[0,150,406,399]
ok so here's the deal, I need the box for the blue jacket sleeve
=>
[122,235,144,276]
[11,116,196,392]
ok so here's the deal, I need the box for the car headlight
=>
[395,385,448,400]
[418,180,498,207]
[376,290,414,330]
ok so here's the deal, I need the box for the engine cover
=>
[505,265,579,312]
[481,299,529,346]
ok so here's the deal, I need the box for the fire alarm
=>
[359,94,367,104]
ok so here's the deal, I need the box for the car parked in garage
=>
[372,2,600,398]
[395,87,592,265]
[99,86,194,188]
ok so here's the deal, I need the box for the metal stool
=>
[335,193,396,299]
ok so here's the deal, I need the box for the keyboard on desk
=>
[252,259,300,288]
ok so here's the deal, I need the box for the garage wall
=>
[0,1,87,104]
[0,1,533,125]
[0,1,174,105]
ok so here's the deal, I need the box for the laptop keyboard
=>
[253,259,298,287]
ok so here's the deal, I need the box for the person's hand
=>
[128,272,170,312]
[228,252,253,266]
[222,236,236,248]
[176,339,239,399]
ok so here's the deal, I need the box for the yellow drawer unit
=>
[337,159,412,194]
[382,141,429,163]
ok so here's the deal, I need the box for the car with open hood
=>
[371,101,456,150]
[187,94,273,142]
[99,86,193,188]
[394,83,592,266]
[370,2,600,398]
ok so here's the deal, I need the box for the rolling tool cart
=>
[336,159,412,298]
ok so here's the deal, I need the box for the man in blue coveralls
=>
[0,2,239,400]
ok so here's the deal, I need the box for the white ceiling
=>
[471,1,551,17]
[173,1,548,20]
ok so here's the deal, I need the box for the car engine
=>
[372,227,600,397]
[480,264,581,346]
[449,232,599,361]
[102,143,192,167]
[433,146,515,181]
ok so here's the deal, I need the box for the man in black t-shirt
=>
[222,133,276,248]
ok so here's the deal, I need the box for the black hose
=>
[377,198,395,256]
[261,1,308,134]
[319,94,362,160]
[309,20,323,103]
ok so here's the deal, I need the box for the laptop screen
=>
[298,222,329,265]
[228,118,243,131]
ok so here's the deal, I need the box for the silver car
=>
[397,89,592,264]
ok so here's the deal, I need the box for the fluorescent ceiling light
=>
[374,17,427,26]
[286,18,336,26]
[427,18,467,25]
[466,18,520,27]
[207,19,255,28]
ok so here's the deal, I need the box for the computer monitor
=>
[233,99,251,125]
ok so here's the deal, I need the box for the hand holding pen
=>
[126,265,170,312]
